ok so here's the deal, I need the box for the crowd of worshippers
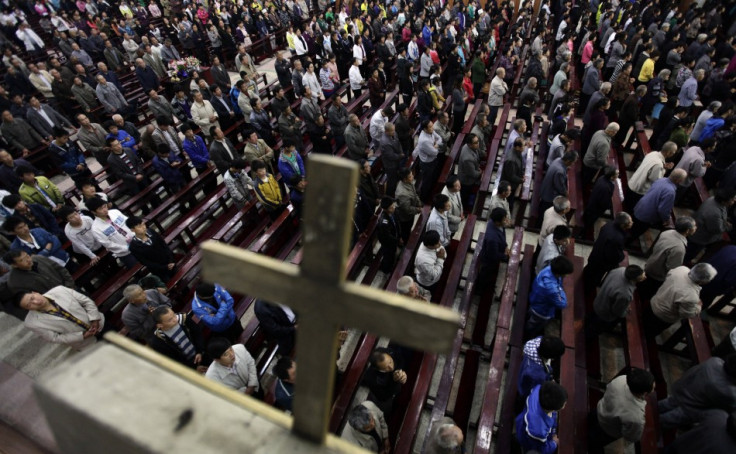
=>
[0,0,734,452]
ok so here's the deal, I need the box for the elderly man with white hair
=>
[426,417,464,454]
[583,82,612,125]
[396,275,431,302]
[341,401,389,453]
[646,263,717,336]
[583,122,619,186]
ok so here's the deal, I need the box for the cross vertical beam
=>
[292,156,357,442]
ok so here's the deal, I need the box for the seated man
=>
[362,347,408,415]
[3,249,74,295]
[17,166,64,212]
[120,284,172,342]
[341,401,390,453]
[126,216,176,281]
[396,275,431,302]
[3,216,69,268]
[191,283,243,343]
[15,286,105,350]
[518,335,566,398]
[205,337,260,396]
[516,381,567,454]
[253,299,296,355]
[425,418,464,454]
[2,193,63,237]
[272,356,296,413]
[149,306,207,371]
[665,410,736,453]
[593,367,655,451]
[658,354,736,430]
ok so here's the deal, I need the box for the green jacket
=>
[19,176,64,209]
[471,58,486,84]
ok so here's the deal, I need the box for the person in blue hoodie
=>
[516,381,568,454]
[518,335,566,398]
[4,216,69,269]
[526,256,574,339]
[191,283,243,343]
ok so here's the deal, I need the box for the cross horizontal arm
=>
[201,241,460,354]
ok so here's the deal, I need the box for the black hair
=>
[552,225,572,241]
[538,381,568,411]
[2,215,25,232]
[626,367,655,395]
[3,249,25,265]
[206,337,232,360]
[433,193,450,210]
[85,196,108,213]
[549,256,574,276]
[398,167,412,181]
[537,336,566,359]
[380,197,395,209]
[1,193,20,209]
[14,165,35,177]
[58,206,76,220]
[273,356,294,380]
[490,207,508,224]
[422,230,441,247]
[124,216,144,230]
[196,283,216,299]
[624,265,645,281]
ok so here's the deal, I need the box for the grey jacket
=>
[95,82,128,113]
[458,144,483,185]
[223,169,254,208]
[328,104,349,136]
[345,124,369,161]
[690,196,729,246]
[121,290,172,341]
[379,132,403,172]
[278,113,303,147]
[645,230,687,282]
[6,255,74,295]
[584,130,612,170]
[1,118,43,152]
[669,357,736,418]
[582,64,601,95]
[395,180,422,222]
[148,97,175,121]
[593,267,637,322]
[71,82,99,111]
[26,104,71,138]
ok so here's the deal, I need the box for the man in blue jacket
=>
[191,283,242,343]
[518,335,566,398]
[516,381,568,454]
[526,256,574,339]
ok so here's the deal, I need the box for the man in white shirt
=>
[293,29,308,58]
[349,58,365,99]
[369,107,394,150]
[414,230,447,292]
[426,193,453,247]
[205,338,260,395]
[60,206,103,265]
[86,197,137,268]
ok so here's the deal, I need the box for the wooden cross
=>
[200,155,460,444]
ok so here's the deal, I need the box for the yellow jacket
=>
[253,174,283,210]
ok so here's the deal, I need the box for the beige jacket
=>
[191,100,220,136]
[628,151,666,195]
[340,401,388,452]
[24,286,104,350]
[29,70,54,98]
[651,266,702,323]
